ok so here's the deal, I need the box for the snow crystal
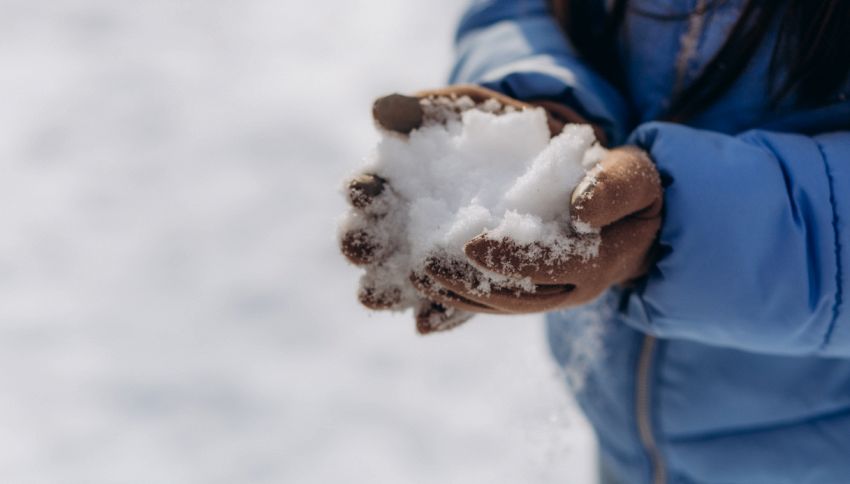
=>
[342,96,605,313]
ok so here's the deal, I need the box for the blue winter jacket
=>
[450,1,850,483]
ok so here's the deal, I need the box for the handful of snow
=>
[341,96,605,314]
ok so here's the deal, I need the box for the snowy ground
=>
[0,1,595,482]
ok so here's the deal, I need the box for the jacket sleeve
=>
[623,121,850,357]
[449,0,631,144]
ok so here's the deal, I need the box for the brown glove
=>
[341,170,474,334]
[420,146,663,312]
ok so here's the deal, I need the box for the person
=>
[341,0,850,482]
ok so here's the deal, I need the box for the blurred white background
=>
[0,0,595,482]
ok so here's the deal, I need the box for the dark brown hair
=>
[549,0,850,122]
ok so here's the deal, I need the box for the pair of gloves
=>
[341,85,663,334]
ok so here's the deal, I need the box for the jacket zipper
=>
[636,335,666,484]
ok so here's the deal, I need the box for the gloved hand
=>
[419,146,663,313]
[340,85,656,332]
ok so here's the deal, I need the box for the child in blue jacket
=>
[341,0,850,482]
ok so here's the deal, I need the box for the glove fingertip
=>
[463,236,495,270]
[373,94,423,134]
[568,168,610,229]
[464,235,531,280]
[415,301,472,335]
[347,174,386,209]
[357,283,402,310]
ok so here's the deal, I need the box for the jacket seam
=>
[816,139,843,350]
[651,338,667,484]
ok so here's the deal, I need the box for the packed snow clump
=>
[340,95,605,314]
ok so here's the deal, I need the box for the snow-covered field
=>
[0,1,595,482]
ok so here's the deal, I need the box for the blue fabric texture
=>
[450,0,850,482]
